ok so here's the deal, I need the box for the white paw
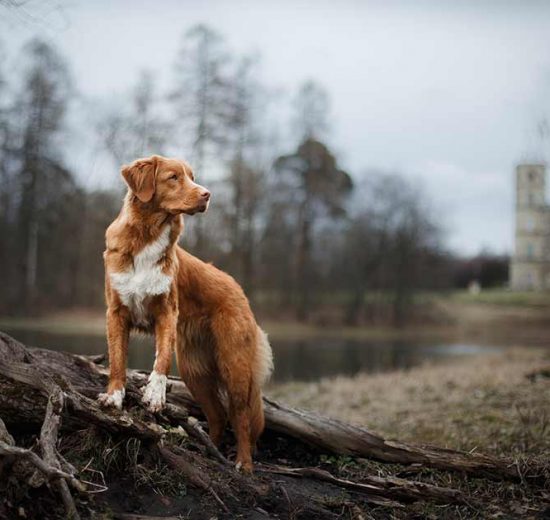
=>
[235,460,253,473]
[142,371,167,412]
[98,388,125,410]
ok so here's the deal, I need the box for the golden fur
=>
[99,155,273,472]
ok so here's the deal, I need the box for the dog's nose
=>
[201,189,211,201]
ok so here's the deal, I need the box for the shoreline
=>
[3,294,550,346]
[0,312,456,342]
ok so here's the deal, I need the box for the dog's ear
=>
[121,156,160,203]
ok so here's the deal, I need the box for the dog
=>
[98,154,273,472]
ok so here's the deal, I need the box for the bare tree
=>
[338,172,444,326]
[10,39,73,313]
[170,24,230,255]
[274,138,353,320]
[74,189,119,307]
[0,31,455,323]
[0,40,17,311]
[221,56,272,295]
[293,80,330,141]
[100,70,168,166]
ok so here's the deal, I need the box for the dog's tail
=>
[249,327,273,443]
[254,327,274,387]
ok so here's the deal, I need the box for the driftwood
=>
[0,331,544,518]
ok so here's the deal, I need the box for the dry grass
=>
[269,348,550,518]
[59,428,190,498]
[269,348,550,459]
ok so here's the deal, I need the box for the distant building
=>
[511,163,550,290]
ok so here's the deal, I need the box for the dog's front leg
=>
[142,307,177,413]
[98,308,130,409]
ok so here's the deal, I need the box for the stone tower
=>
[510,164,549,290]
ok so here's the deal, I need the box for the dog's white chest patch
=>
[110,225,172,326]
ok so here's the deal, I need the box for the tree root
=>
[0,331,546,519]
[0,387,86,519]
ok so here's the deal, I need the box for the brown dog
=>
[98,155,273,472]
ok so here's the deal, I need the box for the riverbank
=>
[266,348,550,518]
[269,348,550,459]
[7,301,547,455]
[0,309,454,341]
[2,289,550,345]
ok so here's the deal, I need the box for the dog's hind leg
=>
[211,317,259,472]
[227,388,254,472]
[175,329,227,446]
[183,373,227,446]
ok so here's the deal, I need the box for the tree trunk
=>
[295,212,312,322]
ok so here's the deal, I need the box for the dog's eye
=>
[169,174,178,181]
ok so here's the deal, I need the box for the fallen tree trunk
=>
[262,398,523,481]
[0,331,545,519]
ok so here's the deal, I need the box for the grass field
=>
[450,288,550,308]
[269,348,550,460]
[267,348,550,518]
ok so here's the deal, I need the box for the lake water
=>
[1,327,503,383]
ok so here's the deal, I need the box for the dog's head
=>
[121,155,210,215]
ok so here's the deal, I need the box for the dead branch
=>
[39,387,82,519]
[163,403,230,465]
[260,464,471,506]
[0,440,79,484]
[115,367,526,483]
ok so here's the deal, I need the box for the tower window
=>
[526,216,535,231]
[527,243,535,258]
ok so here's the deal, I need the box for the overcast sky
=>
[2,0,550,255]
